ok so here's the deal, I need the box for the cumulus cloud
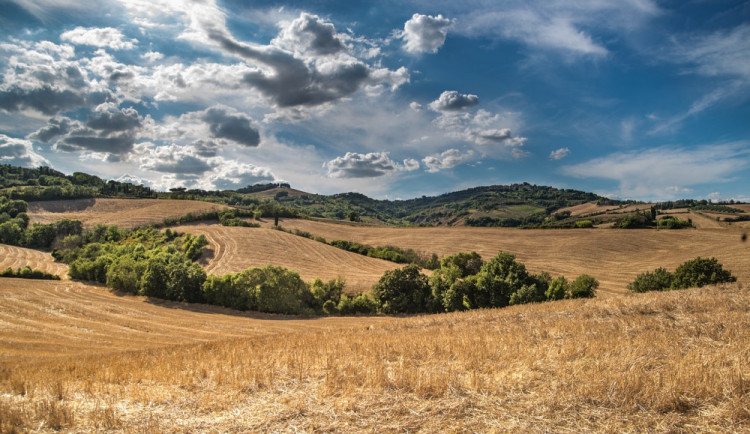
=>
[272,13,345,55]
[199,11,407,108]
[52,104,144,155]
[201,106,260,147]
[561,143,749,200]
[325,152,403,178]
[432,108,528,156]
[422,148,471,173]
[0,134,49,167]
[0,41,112,116]
[429,90,479,112]
[60,27,137,50]
[136,142,213,175]
[549,147,570,160]
[28,117,76,142]
[403,158,420,171]
[207,160,276,190]
[402,13,454,54]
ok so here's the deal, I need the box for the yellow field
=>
[175,222,399,294]
[263,218,750,296]
[0,244,68,279]
[27,198,229,229]
[1,278,748,432]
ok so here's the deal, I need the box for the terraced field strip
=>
[267,219,750,295]
[176,223,399,293]
[27,198,230,229]
[0,244,68,279]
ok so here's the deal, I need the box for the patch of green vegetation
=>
[0,266,60,280]
[628,257,736,293]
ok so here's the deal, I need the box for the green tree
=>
[372,264,431,314]
[474,251,534,308]
[545,276,569,300]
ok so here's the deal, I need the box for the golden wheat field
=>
[175,222,399,294]
[3,198,749,432]
[1,277,748,432]
[262,218,750,296]
[0,244,68,279]
[27,198,229,229]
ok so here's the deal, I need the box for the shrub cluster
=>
[218,209,260,227]
[657,216,692,229]
[628,257,736,293]
[0,266,60,280]
[328,239,439,269]
[373,251,598,314]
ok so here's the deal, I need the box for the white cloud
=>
[401,13,454,54]
[0,134,49,167]
[445,0,659,57]
[325,152,401,178]
[429,90,479,112]
[561,143,750,200]
[549,147,570,160]
[670,24,750,79]
[422,148,472,173]
[61,27,138,50]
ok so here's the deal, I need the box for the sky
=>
[0,0,749,201]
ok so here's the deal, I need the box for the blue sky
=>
[0,0,748,201]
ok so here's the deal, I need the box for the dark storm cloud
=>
[201,106,260,147]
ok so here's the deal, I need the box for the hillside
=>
[1,278,748,431]
[264,218,750,295]
[245,183,607,226]
[174,222,399,293]
[27,198,230,229]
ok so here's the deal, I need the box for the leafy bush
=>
[627,267,673,293]
[657,216,692,229]
[575,220,594,228]
[0,266,60,280]
[337,293,377,315]
[671,257,736,289]
[628,258,736,293]
[569,274,598,298]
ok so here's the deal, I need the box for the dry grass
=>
[1,281,748,432]
[262,218,750,296]
[27,198,229,229]
[176,222,399,294]
[0,244,68,279]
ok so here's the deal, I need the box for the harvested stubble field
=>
[176,222,399,294]
[0,244,68,279]
[27,198,229,229]
[264,218,750,296]
[1,278,748,432]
